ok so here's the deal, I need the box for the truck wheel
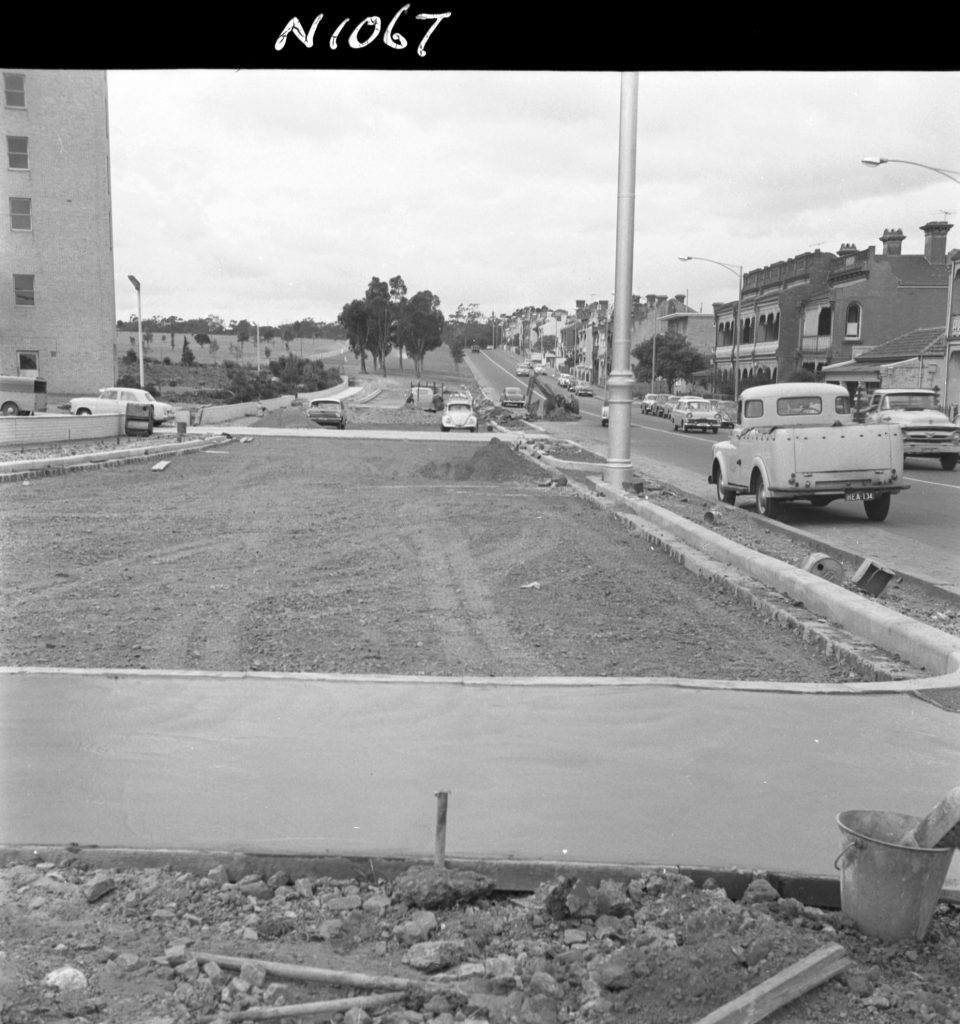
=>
[864,493,891,522]
[753,475,781,519]
[714,462,736,506]
[1,401,20,416]
[940,454,958,471]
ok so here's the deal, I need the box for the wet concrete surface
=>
[2,670,958,882]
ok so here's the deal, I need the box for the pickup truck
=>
[707,382,907,521]
[857,388,960,471]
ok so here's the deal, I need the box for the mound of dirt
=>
[416,438,557,483]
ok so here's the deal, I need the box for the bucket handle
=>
[834,839,863,871]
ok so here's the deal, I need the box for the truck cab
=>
[860,389,959,471]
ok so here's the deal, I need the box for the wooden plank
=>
[901,785,960,848]
[692,943,849,1024]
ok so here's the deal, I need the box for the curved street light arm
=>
[861,157,960,187]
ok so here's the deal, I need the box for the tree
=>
[389,275,408,373]
[785,368,817,383]
[631,334,708,389]
[364,277,393,375]
[181,338,196,366]
[338,298,370,373]
[406,290,444,376]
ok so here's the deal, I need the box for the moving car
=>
[654,395,680,418]
[573,381,594,397]
[640,392,669,414]
[440,396,478,432]
[69,387,176,424]
[557,373,575,389]
[500,386,526,408]
[307,397,347,429]
[671,397,721,433]
[470,344,480,353]
[709,399,737,428]
[516,364,532,377]
[859,388,960,470]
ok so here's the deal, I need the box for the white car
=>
[69,387,176,424]
[670,397,721,434]
[440,397,478,433]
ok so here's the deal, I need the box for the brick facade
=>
[1,70,115,394]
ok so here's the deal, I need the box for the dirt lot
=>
[0,431,889,682]
[1,855,959,1024]
[3,378,960,1024]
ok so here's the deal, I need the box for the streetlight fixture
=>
[127,274,144,388]
[679,256,744,401]
[863,156,960,414]
[861,156,960,186]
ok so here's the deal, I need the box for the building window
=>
[3,73,25,108]
[817,307,832,336]
[845,303,862,340]
[9,197,31,230]
[6,135,28,170]
[13,274,34,306]
[17,351,38,372]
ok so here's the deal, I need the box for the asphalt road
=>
[470,350,960,596]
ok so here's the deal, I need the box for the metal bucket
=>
[836,809,954,941]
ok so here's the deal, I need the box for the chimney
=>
[880,228,905,256]
[921,221,952,264]
[837,243,858,255]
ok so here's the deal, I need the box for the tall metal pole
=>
[733,265,743,402]
[602,72,639,488]
[128,275,144,388]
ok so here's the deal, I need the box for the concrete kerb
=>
[0,434,233,481]
[584,476,960,688]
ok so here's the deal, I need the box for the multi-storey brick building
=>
[711,223,953,397]
[1,69,115,396]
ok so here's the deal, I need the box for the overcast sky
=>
[107,70,960,329]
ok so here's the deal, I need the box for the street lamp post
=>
[679,256,744,401]
[127,275,144,388]
[863,156,960,413]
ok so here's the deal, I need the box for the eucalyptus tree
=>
[406,290,444,377]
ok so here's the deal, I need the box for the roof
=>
[854,326,945,364]
[740,382,849,400]
[882,255,951,288]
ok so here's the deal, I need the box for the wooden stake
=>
[179,951,445,993]
[692,943,849,1024]
[200,991,404,1022]
[435,789,449,869]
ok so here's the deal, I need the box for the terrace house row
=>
[710,222,957,400]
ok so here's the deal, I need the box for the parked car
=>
[500,386,526,408]
[307,397,347,429]
[69,387,175,424]
[557,373,575,389]
[709,399,737,428]
[671,397,721,434]
[574,381,594,397]
[440,396,478,432]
